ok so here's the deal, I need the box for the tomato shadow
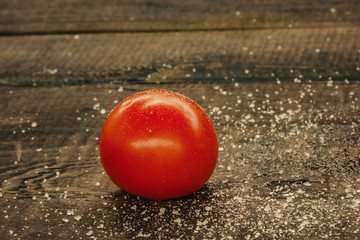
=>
[111,183,214,201]
[101,184,221,238]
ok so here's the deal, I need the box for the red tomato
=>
[99,89,218,200]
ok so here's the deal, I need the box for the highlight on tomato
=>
[99,89,218,200]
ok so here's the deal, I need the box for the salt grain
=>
[159,208,166,215]
[67,209,74,215]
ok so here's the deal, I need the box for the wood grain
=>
[1,26,360,238]
[1,79,359,239]
[0,0,359,34]
[1,1,360,239]
[0,27,359,87]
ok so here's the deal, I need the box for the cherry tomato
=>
[99,89,218,200]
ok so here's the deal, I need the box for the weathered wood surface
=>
[1,0,360,239]
[0,0,359,34]
[1,27,359,86]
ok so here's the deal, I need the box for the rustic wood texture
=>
[1,0,360,239]
[0,0,359,34]
[1,27,359,86]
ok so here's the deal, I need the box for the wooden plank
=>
[1,80,359,239]
[1,28,360,238]
[0,0,359,34]
[0,27,359,87]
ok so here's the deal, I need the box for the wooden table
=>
[1,1,359,239]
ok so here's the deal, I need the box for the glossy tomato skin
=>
[100,89,218,200]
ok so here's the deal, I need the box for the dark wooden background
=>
[1,1,360,239]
